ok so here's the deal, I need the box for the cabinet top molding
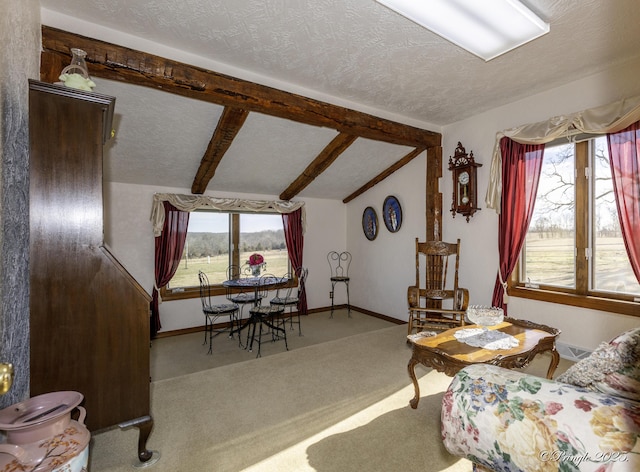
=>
[29,80,116,144]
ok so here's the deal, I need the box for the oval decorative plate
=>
[362,206,378,241]
[383,196,402,232]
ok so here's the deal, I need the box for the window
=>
[162,211,289,299]
[514,136,640,314]
[521,141,576,289]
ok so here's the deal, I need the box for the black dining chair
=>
[225,265,263,347]
[198,271,239,354]
[270,267,308,336]
[247,274,287,357]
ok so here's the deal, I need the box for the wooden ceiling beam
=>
[426,146,443,241]
[280,133,357,201]
[191,107,249,194]
[41,26,441,149]
[342,147,426,203]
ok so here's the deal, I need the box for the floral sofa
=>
[441,327,640,472]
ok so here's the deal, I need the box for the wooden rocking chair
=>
[407,238,469,335]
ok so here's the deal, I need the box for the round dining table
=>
[222,275,288,342]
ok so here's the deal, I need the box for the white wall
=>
[104,182,346,333]
[345,153,427,321]
[438,55,640,351]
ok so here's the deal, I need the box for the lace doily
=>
[454,328,519,350]
[406,331,437,343]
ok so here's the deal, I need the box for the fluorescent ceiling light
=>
[376,0,550,61]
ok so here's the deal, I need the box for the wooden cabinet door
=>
[29,80,151,432]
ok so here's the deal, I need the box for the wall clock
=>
[362,206,378,241]
[448,141,482,222]
[383,195,402,233]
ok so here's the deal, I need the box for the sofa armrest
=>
[441,364,640,472]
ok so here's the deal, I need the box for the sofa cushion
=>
[556,327,640,401]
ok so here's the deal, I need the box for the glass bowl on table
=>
[466,305,504,331]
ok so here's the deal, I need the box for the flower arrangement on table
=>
[247,253,266,276]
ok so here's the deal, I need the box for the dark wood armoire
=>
[28,80,155,463]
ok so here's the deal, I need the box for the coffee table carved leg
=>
[546,348,560,379]
[408,357,421,409]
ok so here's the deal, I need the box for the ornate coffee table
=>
[407,317,560,408]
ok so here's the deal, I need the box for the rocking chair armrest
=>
[407,286,420,308]
[454,287,469,311]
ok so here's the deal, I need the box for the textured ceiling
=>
[40,0,640,200]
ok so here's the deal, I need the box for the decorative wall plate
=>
[362,206,378,241]
[383,196,402,232]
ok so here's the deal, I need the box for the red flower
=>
[248,253,264,265]
[575,398,595,412]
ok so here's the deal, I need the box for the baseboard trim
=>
[155,305,405,338]
[155,325,203,338]
[348,305,405,325]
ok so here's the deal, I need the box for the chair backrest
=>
[256,273,282,298]
[415,238,460,301]
[198,270,212,311]
[224,265,241,302]
[273,271,294,299]
[227,264,251,280]
[295,266,308,297]
[274,267,308,299]
[327,251,351,279]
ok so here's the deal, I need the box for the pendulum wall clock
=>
[448,141,482,222]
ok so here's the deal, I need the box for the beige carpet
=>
[150,309,397,381]
[89,311,571,471]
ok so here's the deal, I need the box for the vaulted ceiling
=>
[39,0,640,201]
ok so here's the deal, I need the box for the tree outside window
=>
[519,137,640,299]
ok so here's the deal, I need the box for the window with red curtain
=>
[489,97,640,315]
[510,135,639,314]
